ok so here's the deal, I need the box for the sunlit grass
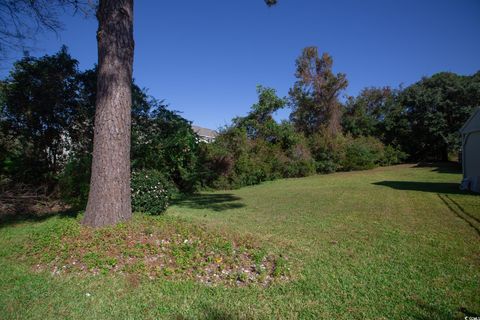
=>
[1,164,479,319]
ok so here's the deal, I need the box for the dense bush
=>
[342,136,385,171]
[381,145,408,166]
[131,170,176,215]
[58,155,91,209]
[132,101,201,193]
[205,128,273,188]
[198,84,409,190]
[308,131,347,173]
[201,121,316,190]
[197,87,319,190]
[308,132,405,173]
[280,143,316,178]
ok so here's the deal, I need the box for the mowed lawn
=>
[1,164,479,319]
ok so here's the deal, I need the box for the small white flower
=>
[86,293,91,297]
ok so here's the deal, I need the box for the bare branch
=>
[265,0,278,6]
[0,0,95,61]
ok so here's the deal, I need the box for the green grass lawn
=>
[1,164,479,319]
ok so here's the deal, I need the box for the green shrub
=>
[132,105,202,193]
[58,155,91,209]
[342,136,385,171]
[131,169,176,215]
[308,131,347,173]
[281,144,316,177]
[201,124,318,189]
[281,158,316,178]
[309,133,404,173]
[381,145,408,166]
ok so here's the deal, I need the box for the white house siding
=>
[460,108,480,193]
[464,131,480,178]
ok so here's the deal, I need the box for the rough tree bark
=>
[83,0,134,227]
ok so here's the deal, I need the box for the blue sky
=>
[3,0,480,129]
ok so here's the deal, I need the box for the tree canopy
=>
[289,47,348,136]
[400,72,480,160]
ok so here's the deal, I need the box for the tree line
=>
[205,47,480,188]
[1,46,479,215]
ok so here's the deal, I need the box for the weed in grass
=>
[272,255,289,278]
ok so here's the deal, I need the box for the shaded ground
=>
[172,193,246,212]
[0,209,78,229]
[414,161,462,174]
[372,181,466,195]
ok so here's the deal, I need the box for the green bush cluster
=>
[58,155,91,209]
[342,136,406,171]
[201,127,406,189]
[1,48,203,212]
[194,86,407,190]
[131,170,176,215]
[201,125,316,189]
[308,132,406,173]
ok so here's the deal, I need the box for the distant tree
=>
[341,86,414,158]
[0,91,21,180]
[289,47,348,136]
[233,85,286,141]
[378,93,411,156]
[342,87,396,138]
[400,71,480,161]
[68,67,96,156]
[0,47,81,185]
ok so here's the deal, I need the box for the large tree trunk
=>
[83,0,134,227]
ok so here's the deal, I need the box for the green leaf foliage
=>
[131,170,176,215]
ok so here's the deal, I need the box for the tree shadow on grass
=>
[372,181,470,195]
[176,305,238,320]
[438,194,480,237]
[172,193,246,212]
[413,303,480,320]
[458,307,480,318]
[374,180,479,235]
[411,302,452,320]
[414,162,462,174]
[0,210,79,229]
[410,299,465,320]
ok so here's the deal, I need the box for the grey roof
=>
[192,125,218,138]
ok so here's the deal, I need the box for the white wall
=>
[465,131,480,178]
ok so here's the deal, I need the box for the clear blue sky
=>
[3,0,480,129]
